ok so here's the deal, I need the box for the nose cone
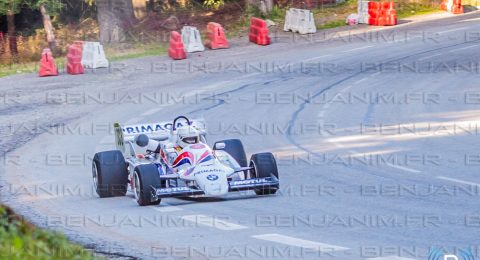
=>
[200,172,229,196]
[193,163,232,196]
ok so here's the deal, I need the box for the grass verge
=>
[0,204,99,259]
[106,43,169,62]
[0,43,168,78]
[396,3,441,18]
[0,62,42,78]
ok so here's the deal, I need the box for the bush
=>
[0,205,98,260]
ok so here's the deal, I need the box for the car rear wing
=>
[114,119,206,153]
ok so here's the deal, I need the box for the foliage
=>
[268,5,286,21]
[318,19,345,29]
[203,0,224,9]
[26,0,64,14]
[0,205,98,260]
[395,1,439,18]
[0,0,63,15]
[0,0,23,15]
[244,4,286,21]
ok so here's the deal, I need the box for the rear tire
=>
[214,139,247,177]
[249,153,279,195]
[134,164,162,206]
[92,150,128,198]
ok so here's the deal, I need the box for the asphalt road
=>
[1,11,480,259]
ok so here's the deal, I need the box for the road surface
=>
[1,11,480,259]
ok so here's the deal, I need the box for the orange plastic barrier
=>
[368,2,397,26]
[249,17,270,45]
[452,0,464,14]
[168,31,187,60]
[38,48,58,77]
[205,22,229,49]
[66,44,85,75]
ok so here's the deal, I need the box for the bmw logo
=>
[206,174,219,181]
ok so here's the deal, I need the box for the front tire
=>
[134,164,162,206]
[92,150,128,198]
[249,153,279,195]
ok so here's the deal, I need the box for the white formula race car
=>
[92,116,279,206]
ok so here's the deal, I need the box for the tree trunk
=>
[6,9,18,57]
[0,31,4,55]
[40,4,57,51]
[96,0,137,43]
[246,0,273,15]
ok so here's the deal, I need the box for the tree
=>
[0,0,63,58]
[93,0,137,43]
[26,0,63,51]
[0,0,22,56]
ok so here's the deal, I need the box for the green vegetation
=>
[395,2,441,18]
[318,20,347,29]
[107,43,169,62]
[203,0,225,9]
[0,63,38,77]
[0,43,168,77]
[0,204,98,260]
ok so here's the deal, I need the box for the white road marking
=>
[385,39,404,44]
[417,53,441,61]
[181,215,248,230]
[354,77,369,84]
[125,118,141,124]
[130,199,183,212]
[385,163,422,173]
[252,233,349,252]
[436,176,480,186]
[341,45,374,53]
[354,71,381,84]
[449,44,480,52]
[152,204,183,212]
[303,54,333,62]
[342,148,422,174]
[438,26,469,34]
[455,17,480,23]
[141,106,168,116]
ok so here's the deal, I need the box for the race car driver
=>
[134,125,201,174]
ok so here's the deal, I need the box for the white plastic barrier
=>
[357,0,369,13]
[357,1,369,24]
[446,0,453,12]
[181,26,205,53]
[81,42,109,69]
[284,9,294,32]
[284,8,316,34]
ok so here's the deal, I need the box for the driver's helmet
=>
[176,125,200,149]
